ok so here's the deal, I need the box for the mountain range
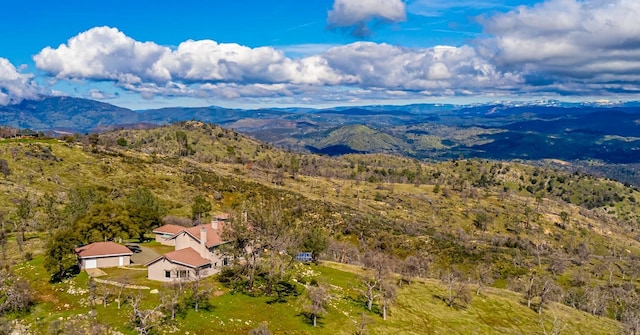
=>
[2,96,640,184]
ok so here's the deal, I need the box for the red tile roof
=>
[184,222,226,248]
[147,247,210,268]
[152,224,185,235]
[75,242,133,258]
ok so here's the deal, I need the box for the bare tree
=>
[537,277,563,314]
[472,263,494,296]
[539,313,566,335]
[0,270,34,314]
[357,275,380,312]
[190,267,211,312]
[355,312,373,335]
[0,159,10,179]
[161,282,183,321]
[379,277,397,320]
[88,278,97,313]
[129,292,163,335]
[116,275,131,309]
[440,270,471,308]
[0,212,7,260]
[305,284,330,327]
[584,285,606,316]
[99,281,112,307]
[622,306,640,335]
[515,273,562,313]
[249,322,273,335]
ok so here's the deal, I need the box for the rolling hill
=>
[0,123,639,333]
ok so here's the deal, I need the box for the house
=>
[152,224,185,246]
[146,248,212,281]
[146,220,230,282]
[75,241,133,270]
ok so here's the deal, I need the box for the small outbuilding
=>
[75,242,133,270]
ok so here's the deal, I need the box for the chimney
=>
[200,226,207,248]
[211,220,218,230]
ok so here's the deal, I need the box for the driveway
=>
[129,244,161,265]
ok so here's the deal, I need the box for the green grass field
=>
[10,254,621,334]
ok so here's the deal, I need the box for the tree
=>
[0,212,7,260]
[516,273,562,313]
[379,277,397,320]
[223,196,299,295]
[75,202,133,244]
[189,267,211,312]
[559,211,570,229]
[523,206,534,229]
[440,269,471,308]
[622,306,640,335]
[41,192,63,230]
[191,195,211,225]
[472,263,494,296]
[249,322,273,335]
[301,227,328,263]
[62,186,104,225]
[44,229,80,281]
[0,159,10,179]
[536,277,563,314]
[13,195,34,253]
[129,292,163,335]
[116,275,132,310]
[400,254,429,281]
[473,211,491,232]
[305,284,330,327]
[0,270,34,314]
[160,282,183,321]
[99,281,112,307]
[126,187,165,242]
[358,275,380,312]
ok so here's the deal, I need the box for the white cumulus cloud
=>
[34,26,170,84]
[33,27,522,101]
[327,0,407,37]
[0,58,41,105]
[481,0,640,94]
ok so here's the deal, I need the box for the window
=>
[165,271,171,278]
[178,270,189,278]
[223,257,229,266]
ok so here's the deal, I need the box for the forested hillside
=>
[0,121,639,334]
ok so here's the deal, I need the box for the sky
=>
[0,0,639,109]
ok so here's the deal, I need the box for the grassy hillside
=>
[11,255,622,334]
[0,122,639,333]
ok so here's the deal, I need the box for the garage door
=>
[85,259,97,269]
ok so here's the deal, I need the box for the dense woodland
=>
[0,121,639,334]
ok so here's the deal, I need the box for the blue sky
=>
[0,0,639,109]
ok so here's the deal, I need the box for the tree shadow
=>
[266,281,301,304]
[298,311,325,328]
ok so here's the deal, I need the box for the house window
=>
[178,270,189,278]
[165,271,171,278]
[223,257,229,266]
